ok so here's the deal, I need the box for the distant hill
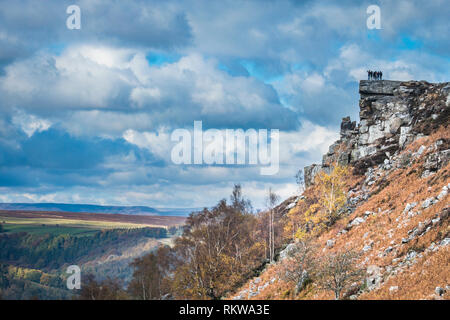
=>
[0,202,199,217]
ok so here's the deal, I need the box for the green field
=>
[0,215,155,237]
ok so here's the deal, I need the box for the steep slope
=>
[230,80,449,300]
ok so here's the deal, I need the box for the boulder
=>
[435,287,445,296]
[359,80,401,96]
[349,217,365,228]
[389,286,399,293]
[304,164,323,188]
[366,265,383,291]
[421,197,436,209]
[326,239,335,248]
[279,243,296,260]
[437,186,448,200]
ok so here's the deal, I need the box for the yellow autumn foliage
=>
[294,164,349,241]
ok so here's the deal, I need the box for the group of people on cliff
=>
[367,70,382,80]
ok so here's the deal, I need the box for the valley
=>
[0,209,186,299]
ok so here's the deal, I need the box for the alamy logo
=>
[366,5,381,30]
[66,5,81,30]
[170,121,279,175]
[66,265,81,290]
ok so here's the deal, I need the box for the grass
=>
[0,215,156,237]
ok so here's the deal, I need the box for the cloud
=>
[0,0,192,68]
[0,0,448,209]
[12,111,52,137]
[0,47,299,133]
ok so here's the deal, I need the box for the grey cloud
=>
[0,0,448,208]
[0,0,192,68]
[0,49,299,133]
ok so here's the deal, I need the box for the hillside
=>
[230,80,449,300]
[0,209,186,229]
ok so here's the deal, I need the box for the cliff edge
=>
[305,80,450,186]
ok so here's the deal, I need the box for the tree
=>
[78,274,128,300]
[0,264,9,289]
[170,186,263,299]
[230,184,252,213]
[128,246,173,300]
[294,164,349,241]
[278,241,317,294]
[316,249,364,300]
[316,164,348,225]
[39,273,51,286]
[265,188,279,263]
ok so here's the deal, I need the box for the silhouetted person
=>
[380,71,383,80]
[367,70,370,80]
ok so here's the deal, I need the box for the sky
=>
[0,0,449,210]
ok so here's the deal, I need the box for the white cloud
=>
[301,73,325,93]
[1,0,449,210]
[64,110,153,137]
[12,111,51,137]
[1,47,296,132]
[123,128,172,160]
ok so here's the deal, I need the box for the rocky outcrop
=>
[304,80,450,186]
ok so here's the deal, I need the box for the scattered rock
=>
[406,251,417,261]
[421,197,436,209]
[416,145,426,156]
[437,185,448,200]
[435,287,445,296]
[364,211,374,217]
[286,202,296,210]
[384,246,394,254]
[389,286,399,293]
[326,239,335,248]
[349,217,366,228]
[366,265,383,291]
[279,243,296,260]
[403,202,417,214]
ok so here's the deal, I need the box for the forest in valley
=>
[0,227,168,299]
[76,165,364,300]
